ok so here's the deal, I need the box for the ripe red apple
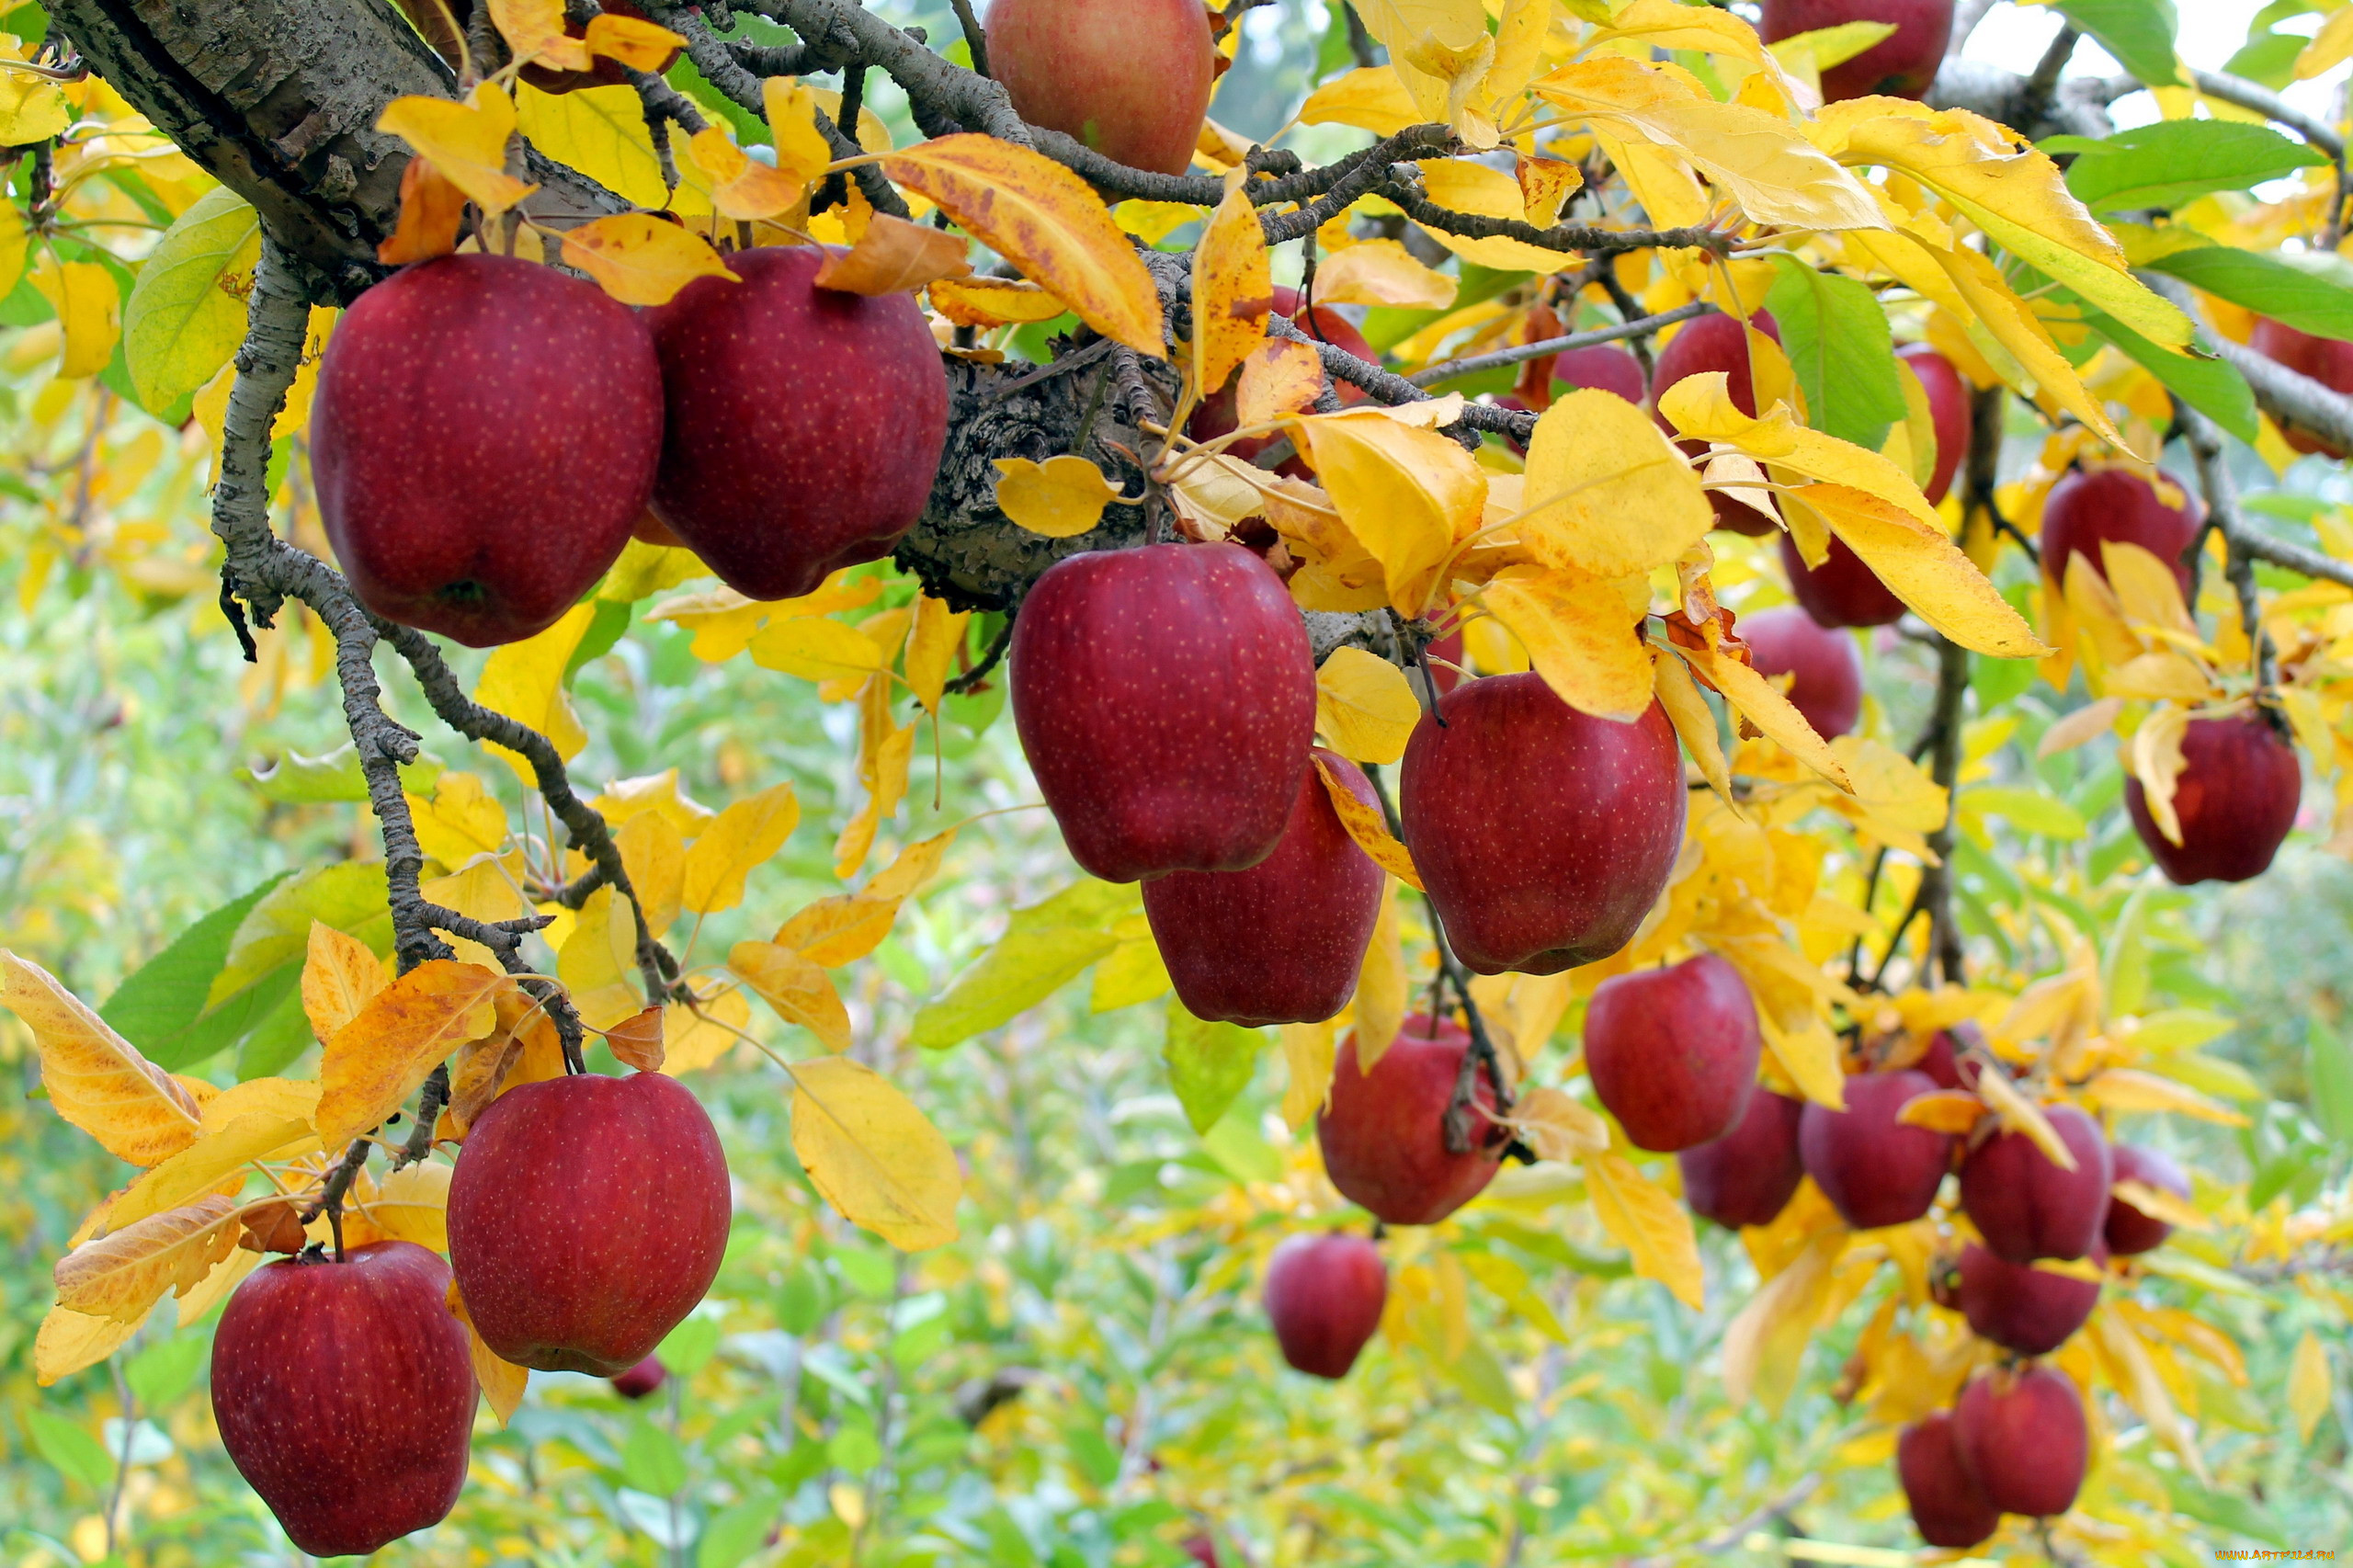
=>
[1679,1087,1807,1229]
[2124,710,2301,885]
[312,253,661,647]
[2040,466,2200,598]
[1552,344,1649,405]
[2106,1142,2192,1255]
[1142,747,1384,1026]
[646,244,949,602]
[1954,1364,2089,1518]
[1010,542,1316,881]
[1914,1024,1973,1090]
[1318,1014,1504,1225]
[610,1354,668,1400]
[211,1242,474,1558]
[1654,310,1783,536]
[1798,1070,1953,1230]
[1959,1102,2110,1262]
[1780,533,1906,629]
[1897,1412,2001,1550]
[1585,953,1761,1152]
[2251,318,2353,457]
[1957,1241,2104,1356]
[1181,1534,1221,1568]
[1758,0,1956,101]
[447,1071,731,1375]
[1189,286,1372,466]
[1739,607,1863,738]
[1898,343,1973,506]
[1400,674,1686,975]
[1263,1231,1389,1379]
[984,0,1215,176]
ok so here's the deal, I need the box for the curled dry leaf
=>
[994,455,1130,539]
[1503,1085,1609,1163]
[606,1005,667,1073]
[376,84,536,217]
[238,1199,309,1256]
[562,213,736,307]
[790,1055,962,1251]
[928,276,1070,328]
[1313,753,1424,890]
[314,960,508,1153]
[53,1195,241,1323]
[813,212,972,295]
[377,155,466,266]
[1515,155,1583,227]
[1,951,203,1166]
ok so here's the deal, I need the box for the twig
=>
[2018,25,2080,129]
[1410,301,1715,388]
[947,0,988,78]
[2173,397,2281,694]
[944,614,1013,696]
[1342,2,1377,69]
[2187,67,2346,157]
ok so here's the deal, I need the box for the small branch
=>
[2174,397,2282,694]
[947,0,988,78]
[2187,67,2346,158]
[397,1066,450,1167]
[2142,271,2353,493]
[1342,2,1377,69]
[2018,25,2080,129]
[308,1137,372,1261]
[1916,635,1971,985]
[1410,301,1715,388]
[944,614,1012,696]
[1381,176,1730,261]
[1266,315,1533,443]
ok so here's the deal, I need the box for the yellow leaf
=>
[1677,640,1848,788]
[731,940,852,1052]
[1,952,203,1166]
[562,212,736,307]
[1235,338,1327,426]
[835,699,916,881]
[2113,1176,2210,1233]
[1313,752,1424,889]
[1483,565,1655,722]
[406,769,511,870]
[558,884,642,1031]
[34,1304,141,1386]
[1313,646,1422,767]
[377,84,537,217]
[790,1055,962,1250]
[0,58,69,146]
[1722,1228,1845,1411]
[1583,1149,1705,1308]
[30,254,121,380]
[764,76,838,187]
[1192,172,1273,395]
[661,986,753,1074]
[603,1006,666,1073]
[681,782,801,915]
[176,1248,261,1327]
[1501,1085,1609,1163]
[1521,389,1713,578]
[1895,1089,1987,1134]
[2290,1330,2332,1441]
[448,1284,529,1426]
[616,810,685,938]
[489,0,589,70]
[2084,1067,2249,1127]
[1354,881,1407,1072]
[881,133,1165,357]
[813,211,972,295]
[592,768,716,839]
[473,605,595,787]
[1654,651,1731,802]
[776,831,952,968]
[1279,1018,1339,1129]
[905,596,969,716]
[0,200,26,300]
[688,125,810,222]
[584,11,685,69]
[748,616,888,683]
[200,1076,322,1136]
[53,1197,240,1324]
[315,960,506,1152]
[1090,923,1172,1012]
[928,275,1072,328]
[1516,155,1583,227]
[2129,702,2191,847]
[515,83,669,209]
[1972,1072,2078,1171]
[352,1162,452,1252]
[108,1112,318,1231]
[1313,237,1458,310]
[1298,64,1423,136]
[994,455,1128,539]
[1825,735,1949,859]
[1288,406,1487,615]
[1412,159,1569,273]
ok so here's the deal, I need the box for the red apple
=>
[447,1071,731,1375]
[1780,533,1906,629]
[1189,286,1372,466]
[1914,1025,1970,1090]
[1739,607,1863,739]
[2105,1142,2191,1256]
[1654,309,1782,535]
[2124,710,2302,885]
[1263,1231,1389,1379]
[1758,0,1956,101]
[1318,1014,1504,1225]
[211,1242,474,1558]
[1898,343,1973,506]
[1585,953,1762,1152]
[1798,1070,1953,1230]
[1181,1534,1221,1568]
[2251,317,2353,457]
[2040,466,2200,598]
[1954,1364,2089,1518]
[1010,542,1316,881]
[1957,1241,2104,1356]
[1959,1102,2111,1262]
[1897,1412,2001,1550]
[1400,674,1686,975]
[1142,747,1384,1026]
[1679,1088,1807,1229]
[311,253,661,647]
[646,244,949,602]
[984,0,1215,176]
[610,1354,668,1400]
[1552,344,1649,406]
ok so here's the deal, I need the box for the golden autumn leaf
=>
[2290,1331,2332,1443]
[790,1055,962,1251]
[776,830,955,968]
[661,986,754,1075]
[1191,172,1273,395]
[836,680,916,880]
[473,605,595,785]
[813,212,972,295]
[558,884,642,1031]
[347,1161,452,1253]
[749,615,888,684]
[29,254,119,379]
[301,921,386,1043]
[1298,63,1423,137]
[2127,700,2191,847]
[605,1006,667,1074]
[1895,1088,1987,1134]
[1235,338,1326,426]
[584,11,685,68]
[928,275,1071,328]
[1722,1228,1845,1412]
[687,125,810,222]
[489,0,589,71]
[1520,389,1713,578]
[994,455,1129,539]
[448,1283,529,1426]
[407,770,510,869]
[562,212,736,306]
[378,155,467,265]
[682,782,800,915]
[1353,881,1408,1073]
[616,809,685,939]
[34,1303,142,1386]
[1501,1085,1609,1163]
[108,1110,318,1231]
[881,134,1165,356]
[53,1196,241,1324]
[2084,1067,2249,1127]
[1279,1018,1339,1130]
[1482,565,1655,722]
[1675,640,1849,789]
[1654,651,1732,802]
[2,951,203,1166]
[730,940,853,1052]
[1313,752,1424,890]
[1516,155,1583,227]
[904,595,969,716]
[763,76,838,187]
[1287,407,1487,616]
[1583,1150,1705,1309]
[315,960,507,1153]
[1313,238,1458,310]
[377,84,537,217]
[1313,646,1422,767]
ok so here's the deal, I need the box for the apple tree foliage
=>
[1,0,2352,1562]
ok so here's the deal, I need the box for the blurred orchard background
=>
[6,0,2353,1565]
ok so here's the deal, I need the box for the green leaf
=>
[909,881,1135,1049]
[124,1335,208,1409]
[98,872,290,1069]
[2052,120,2325,212]
[2143,244,2353,342]
[1763,256,1905,452]
[658,1314,723,1378]
[2306,1018,2353,1142]
[246,744,441,804]
[1964,784,2088,841]
[210,861,394,1005]
[122,186,260,414]
[697,1491,780,1568]
[1163,998,1263,1134]
[24,1409,117,1492]
[2223,29,2304,89]
[1199,1108,1282,1184]
[620,1417,689,1495]
[2075,301,2259,444]
[2049,0,2180,86]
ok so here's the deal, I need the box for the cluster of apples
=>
[210,1072,731,1556]
[311,244,950,648]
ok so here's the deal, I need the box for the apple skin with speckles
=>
[210,1242,475,1558]
[1954,1364,2089,1518]
[1798,1069,1953,1230]
[1319,1014,1504,1225]
[984,0,1216,177]
[1010,541,1317,883]
[447,1071,731,1376]
[1959,1101,2111,1263]
[1679,1088,1808,1229]
[1264,1232,1389,1379]
[2105,1142,2192,1255]
[1956,1240,2104,1356]
[1897,1413,2000,1549]
[2040,466,2200,597]
[646,244,949,602]
[1400,673,1686,976]
[1740,607,1864,739]
[2124,710,2302,885]
[1585,953,1762,1152]
[311,253,662,647]
[1142,748,1385,1026]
